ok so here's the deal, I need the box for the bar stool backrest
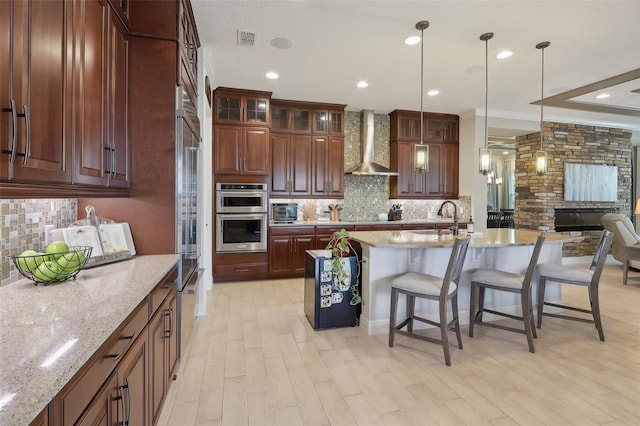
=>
[440,238,471,298]
[523,235,546,293]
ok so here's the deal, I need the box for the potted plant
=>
[325,229,363,306]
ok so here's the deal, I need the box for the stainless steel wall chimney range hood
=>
[345,110,398,176]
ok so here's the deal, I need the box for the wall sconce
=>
[479,32,494,175]
[414,20,430,173]
[535,41,550,176]
[635,200,640,215]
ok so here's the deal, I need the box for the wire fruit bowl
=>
[10,246,93,285]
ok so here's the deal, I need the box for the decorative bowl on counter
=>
[10,246,93,285]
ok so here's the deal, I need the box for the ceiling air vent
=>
[237,30,256,47]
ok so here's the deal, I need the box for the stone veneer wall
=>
[515,122,632,256]
[0,199,77,286]
[275,111,471,222]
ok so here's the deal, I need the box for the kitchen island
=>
[0,254,180,426]
[349,229,581,335]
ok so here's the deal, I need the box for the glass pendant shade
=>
[415,143,429,172]
[535,150,547,175]
[479,147,491,175]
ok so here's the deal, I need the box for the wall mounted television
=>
[564,163,618,202]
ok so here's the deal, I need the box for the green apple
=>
[45,241,69,259]
[33,260,62,282]
[15,250,44,272]
[57,251,86,274]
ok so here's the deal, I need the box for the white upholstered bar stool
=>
[536,230,614,341]
[389,237,470,366]
[469,234,546,353]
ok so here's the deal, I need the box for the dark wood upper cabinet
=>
[2,0,72,184]
[178,0,200,100]
[312,135,344,197]
[270,102,312,133]
[1,0,131,198]
[389,110,460,199]
[269,99,345,198]
[214,125,270,176]
[270,133,312,196]
[312,109,344,135]
[73,0,129,189]
[214,88,272,177]
[214,88,271,126]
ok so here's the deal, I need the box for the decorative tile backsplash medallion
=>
[1,199,77,286]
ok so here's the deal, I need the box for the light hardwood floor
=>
[158,263,640,426]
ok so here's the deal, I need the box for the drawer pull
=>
[105,334,135,361]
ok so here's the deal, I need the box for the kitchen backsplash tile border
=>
[1,199,77,286]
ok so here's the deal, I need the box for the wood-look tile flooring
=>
[158,263,640,425]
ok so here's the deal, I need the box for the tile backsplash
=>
[1,199,77,286]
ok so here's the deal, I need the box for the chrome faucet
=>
[437,201,459,235]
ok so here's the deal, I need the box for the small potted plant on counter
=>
[325,228,363,305]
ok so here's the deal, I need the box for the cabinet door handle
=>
[111,146,117,178]
[169,306,174,337]
[21,105,30,165]
[118,378,130,426]
[2,99,17,163]
[105,146,112,174]
[164,308,171,338]
[113,389,125,426]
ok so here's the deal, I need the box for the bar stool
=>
[469,234,546,353]
[389,238,470,366]
[537,230,614,341]
[487,211,502,228]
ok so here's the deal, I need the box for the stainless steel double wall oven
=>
[215,183,268,252]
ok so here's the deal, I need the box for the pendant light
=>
[536,41,550,176]
[478,32,493,176]
[414,20,430,173]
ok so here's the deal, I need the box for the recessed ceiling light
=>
[496,51,513,59]
[266,71,279,80]
[271,37,292,49]
[596,93,610,99]
[427,89,439,96]
[405,35,420,46]
[503,151,509,155]
[356,81,368,88]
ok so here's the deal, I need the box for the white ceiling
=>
[191,0,640,137]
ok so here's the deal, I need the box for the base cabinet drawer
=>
[214,262,269,281]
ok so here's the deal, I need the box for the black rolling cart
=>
[304,250,359,329]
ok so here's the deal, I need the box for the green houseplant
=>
[325,229,363,306]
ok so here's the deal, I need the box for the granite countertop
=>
[349,228,582,249]
[270,218,469,227]
[0,254,180,426]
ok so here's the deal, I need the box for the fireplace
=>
[554,208,617,232]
